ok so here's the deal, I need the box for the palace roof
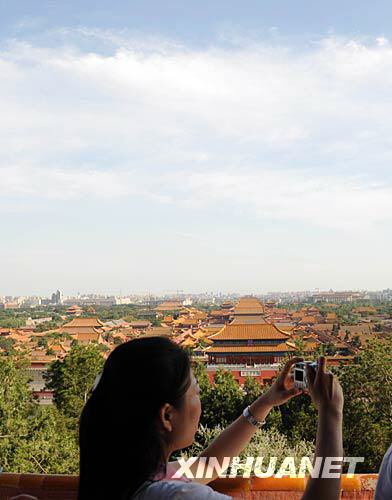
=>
[298,316,318,325]
[60,317,105,336]
[230,315,267,325]
[62,317,105,328]
[312,323,335,332]
[342,323,375,335]
[210,323,291,341]
[233,297,265,316]
[72,332,102,342]
[210,309,232,317]
[142,327,174,338]
[128,321,151,328]
[156,301,183,311]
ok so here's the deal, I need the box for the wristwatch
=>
[242,405,266,428]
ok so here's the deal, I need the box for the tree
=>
[10,406,79,474]
[352,335,361,348]
[242,376,262,407]
[181,424,315,473]
[201,368,244,427]
[339,337,392,472]
[0,355,37,471]
[44,344,105,419]
[193,362,244,427]
[325,343,337,355]
[277,391,318,442]
[37,337,48,348]
[34,320,62,333]
[0,337,16,355]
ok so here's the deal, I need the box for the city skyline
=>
[2,1,392,294]
[1,286,391,299]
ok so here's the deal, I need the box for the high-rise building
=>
[51,290,63,305]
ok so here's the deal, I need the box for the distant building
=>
[25,317,52,328]
[310,291,364,303]
[156,301,184,313]
[21,296,42,308]
[60,317,106,345]
[63,296,116,307]
[115,296,132,305]
[230,297,267,325]
[28,352,57,405]
[1,302,20,310]
[51,290,63,305]
[66,304,84,316]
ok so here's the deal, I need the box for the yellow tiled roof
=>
[210,324,290,341]
[62,317,104,328]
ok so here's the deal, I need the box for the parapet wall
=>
[0,473,378,499]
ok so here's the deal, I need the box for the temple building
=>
[60,317,105,345]
[155,301,184,313]
[205,323,295,365]
[65,304,84,316]
[230,296,267,325]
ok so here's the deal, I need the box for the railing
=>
[0,473,378,499]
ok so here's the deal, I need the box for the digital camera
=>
[294,361,317,390]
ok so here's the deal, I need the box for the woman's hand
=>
[256,356,304,409]
[305,356,344,416]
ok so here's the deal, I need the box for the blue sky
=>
[1,1,392,296]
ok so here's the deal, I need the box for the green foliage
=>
[45,331,72,341]
[194,362,245,427]
[199,368,244,427]
[0,355,36,471]
[88,304,140,321]
[193,360,211,395]
[10,406,79,474]
[277,392,318,442]
[34,320,63,333]
[44,344,104,419]
[339,337,392,472]
[0,311,25,329]
[193,363,283,431]
[37,337,48,348]
[242,376,262,407]
[0,337,16,355]
[181,424,315,473]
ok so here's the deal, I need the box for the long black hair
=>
[78,336,192,500]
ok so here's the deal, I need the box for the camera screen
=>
[295,369,304,382]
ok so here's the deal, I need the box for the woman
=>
[78,336,343,500]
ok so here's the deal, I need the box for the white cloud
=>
[2,163,392,232]
[1,31,392,231]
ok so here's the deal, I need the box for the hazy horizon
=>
[1,286,390,299]
[2,1,392,295]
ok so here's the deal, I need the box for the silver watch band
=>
[242,405,266,428]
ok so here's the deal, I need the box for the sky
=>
[1,1,392,296]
